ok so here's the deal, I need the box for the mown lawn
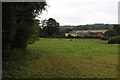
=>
[3,38,118,78]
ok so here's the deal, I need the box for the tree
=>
[105,29,118,37]
[2,2,47,55]
[113,25,120,36]
[64,28,72,33]
[105,25,120,37]
[41,18,60,37]
[39,19,48,37]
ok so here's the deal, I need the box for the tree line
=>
[60,24,112,31]
[101,24,120,44]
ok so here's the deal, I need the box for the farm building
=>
[65,30,107,37]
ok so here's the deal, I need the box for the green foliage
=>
[103,25,120,44]
[105,25,120,37]
[84,36,100,38]
[108,36,120,44]
[67,35,72,38]
[100,36,109,40]
[64,28,73,33]
[40,18,60,37]
[105,29,118,37]
[28,20,40,44]
[56,29,73,38]
[2,2,47,54]
[113,25,120,35]
[59,24,112,31]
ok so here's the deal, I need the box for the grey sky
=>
[37,0,119,26]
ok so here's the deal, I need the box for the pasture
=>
[3,38,118,78]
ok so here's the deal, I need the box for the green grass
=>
[3,38,118,78]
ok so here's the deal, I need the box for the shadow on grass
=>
[2,49,43,78]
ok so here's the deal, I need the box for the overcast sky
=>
[37,0,119,26]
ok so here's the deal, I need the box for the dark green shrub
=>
[84,36,100,39]
[108,36,120,44]
[100,36,109,40]
[105,29,118,37]
[68,35,72,38]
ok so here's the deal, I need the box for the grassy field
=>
[3,38,118,78]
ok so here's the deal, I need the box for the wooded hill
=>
[59,24,113,30]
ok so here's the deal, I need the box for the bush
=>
[105,29,118,37]
[84,36,100,39]
[108,36,120,44]
[100,36,109,40]
[67,35,73,38]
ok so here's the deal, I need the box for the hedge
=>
[108,36,120,44]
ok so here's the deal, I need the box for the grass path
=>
[3,38,118,78]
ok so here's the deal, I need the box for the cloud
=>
[38,0,119,25]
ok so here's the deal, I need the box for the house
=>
[65,31,77,37]
[65,30,107,37]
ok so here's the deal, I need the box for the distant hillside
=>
[60,24,113,30]
[59,25,73,30]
